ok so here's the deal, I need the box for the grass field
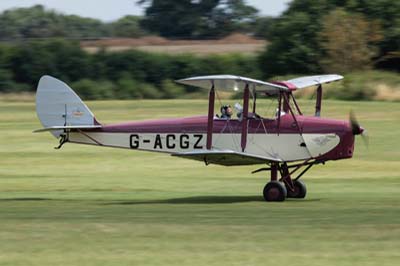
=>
[0,99,399,266]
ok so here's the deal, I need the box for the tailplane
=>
[35,75,100,138]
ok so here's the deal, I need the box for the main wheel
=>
[286,180,307,198]
[263,181,287,202]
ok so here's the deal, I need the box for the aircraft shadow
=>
[107,196,321,205]
[0,196,320,204]
[0,197,52,202]
[0,196,263,204]
[107,195,265,205]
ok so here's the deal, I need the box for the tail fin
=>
[36,76,100,138]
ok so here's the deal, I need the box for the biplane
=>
[35,74,366,201]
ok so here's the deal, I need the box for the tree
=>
[0,5,131,40]
[259,0,400,77]
[9,39,91,87]
[138,0,258,38]
[259,10,324,77]
[110,16,146,38]
[319,8,382,73]
[344,0,400,55]
[253,16,276,39]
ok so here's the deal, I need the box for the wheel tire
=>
[286,180,307,199]
[263,181,287,202]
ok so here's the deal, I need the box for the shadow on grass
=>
[108,195,266,205]
[107,196,321,205]
[0,197,52,201]
[0,196,321,204]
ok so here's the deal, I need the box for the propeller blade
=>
[349,110,369,148]
[361,130,369,149]
[349,110,361,135]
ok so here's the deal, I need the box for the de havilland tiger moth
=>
[34,74,367,201]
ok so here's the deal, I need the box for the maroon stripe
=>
[271,81,297,91]
[90,115,346,134]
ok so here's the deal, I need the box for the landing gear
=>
[286,180,307,198]
[253,161,315,202]
[263,181,287,201]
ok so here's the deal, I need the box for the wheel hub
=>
[267,187,280,200]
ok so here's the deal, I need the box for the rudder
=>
[36,75,100,138]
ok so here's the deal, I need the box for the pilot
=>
[275,108,286,117]
[234,102,243,120]
[220,105,233,119]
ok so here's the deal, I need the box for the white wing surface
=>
[176,75,288,93]
[286,74,343,89]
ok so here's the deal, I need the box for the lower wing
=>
[172,150,282,166]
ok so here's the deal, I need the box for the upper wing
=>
[284,74,343,89]
[172,150,282,166]
[176,74,343,93]
[176,75,288,94]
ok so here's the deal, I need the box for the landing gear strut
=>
[254,161,315,202]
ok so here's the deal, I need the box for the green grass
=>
[0,99,399,266]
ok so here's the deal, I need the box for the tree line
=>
[1,38,397,101]
[0,5,145,40]
[0,3,267,40]
[0,39,262,99]
[0,1,397,73]
[0,0,398,100]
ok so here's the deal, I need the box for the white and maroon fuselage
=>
[68,114,355,163]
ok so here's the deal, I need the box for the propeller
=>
[349,110,369,148]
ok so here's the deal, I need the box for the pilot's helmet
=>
[221,105,233,116]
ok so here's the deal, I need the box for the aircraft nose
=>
[349,112,369,147]
[352,124,364,135]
